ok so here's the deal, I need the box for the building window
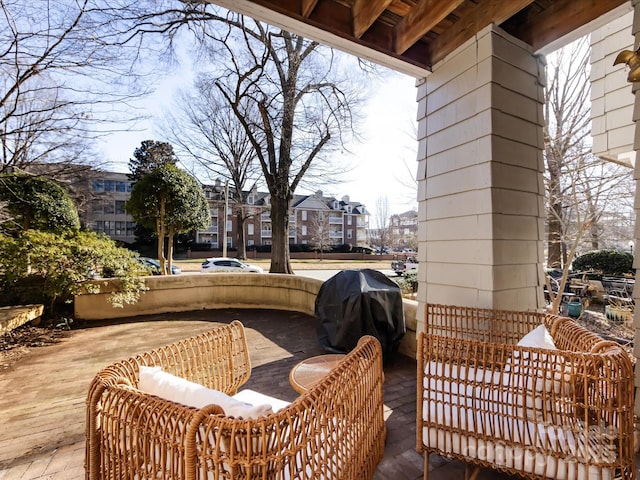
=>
[126,182,133,192]
[248,240,254,246]
[104,201,114,214]
[247,223,254,235]
[227,206,232,215]
[95,220,104,232]
[301,225,307,236]
[115,221,125,235]
[347,216,352,225]
[226,220,232,232]
[92,179,104,192]
[347,229,353,239]
[301,210,307,221]
[92,199,102,214]
[104,180,115,192]
[126,222,136,236]
[205,190,211,199]
[248,195,254,205]
[116,181,126,192]
[115,200,126,214]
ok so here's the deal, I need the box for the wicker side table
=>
[289,354,346,394]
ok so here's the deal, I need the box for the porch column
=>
[416,24,546,330]
[631,0,640,416]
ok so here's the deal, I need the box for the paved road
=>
[293,269,396,281]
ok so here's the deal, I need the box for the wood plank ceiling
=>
[238,0,628,72]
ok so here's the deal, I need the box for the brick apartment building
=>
[390,210,418,250]
[86,171,370,249]
[195,181,369,250]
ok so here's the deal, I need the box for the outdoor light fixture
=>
[614,47,640,82]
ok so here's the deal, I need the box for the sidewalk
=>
[0,308,494,480]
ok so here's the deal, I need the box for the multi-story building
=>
[290,191,368,247]
[195,185,369,249]
[86,171,137,244]
[390,209,418,249]
[84,171,369,250]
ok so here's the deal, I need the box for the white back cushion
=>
[138,365,273,419]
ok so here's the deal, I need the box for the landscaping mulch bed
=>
[0,324,70,370]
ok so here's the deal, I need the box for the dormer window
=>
[248,195,254,205]
[333,201,339,209]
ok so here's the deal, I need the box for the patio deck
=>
[0,308,516,479]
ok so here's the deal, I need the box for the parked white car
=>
[201,257,264,273]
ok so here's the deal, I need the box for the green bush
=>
[0,230,148,316]
[572,250,634,276]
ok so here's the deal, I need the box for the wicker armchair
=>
[417,304,635,480]
[86,320,385,480]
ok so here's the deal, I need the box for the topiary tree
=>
[572,250,634,276]
[0,172,80,234]
[128,140,178,181]
[126,165,209,274]
[0,230,147,315]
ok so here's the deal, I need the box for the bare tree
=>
[163,76,263,260]
[544,37,634,268]
[368,195,393,254]
[0,0,147,173]
[306,210,332,260]
[544,38,592,268]
[209,17,359,273]
[120,5,362,273]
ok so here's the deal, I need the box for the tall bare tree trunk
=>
[236,210,247,260]
[270,196,292,274]
[546,156,563,268]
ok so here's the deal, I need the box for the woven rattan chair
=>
[417,303,635,480]
[86,320,385,480]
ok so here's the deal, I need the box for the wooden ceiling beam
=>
[510,0,628,51]
[394,0,464,55]
[427,0,535,66]
[300,0,319,18]
[352,0,393,38]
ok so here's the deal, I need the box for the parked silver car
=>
[201,257,264,273]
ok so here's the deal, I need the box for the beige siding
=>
[416,25,545,328]
[591,11,635,159]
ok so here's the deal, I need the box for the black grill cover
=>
[315,269,405,362]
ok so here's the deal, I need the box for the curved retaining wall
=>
[74,273,418,358]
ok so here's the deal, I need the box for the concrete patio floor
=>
[0,308,518,479]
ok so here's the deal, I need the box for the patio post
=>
[415,24,546,331]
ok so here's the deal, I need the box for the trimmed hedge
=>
[572,250,634,276]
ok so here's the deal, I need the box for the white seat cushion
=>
[232,389,291,412]
[138,366,274,418]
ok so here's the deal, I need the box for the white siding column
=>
[416,25,546,330]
